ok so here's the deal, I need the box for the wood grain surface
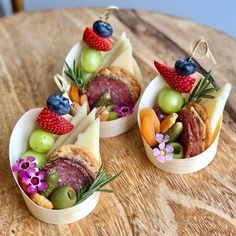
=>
[0,7,236,236]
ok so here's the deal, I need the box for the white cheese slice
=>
[48,103,87,155]
[111,44,133,73]
[99,32,131,69]
[75,118,100,162]
[63,108,96,145]
[201,83,231,134]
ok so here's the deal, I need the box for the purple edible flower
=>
[12,156,46,195]
[114,103,134,117]
[155,133,170,144]
[152,142,174,163]
[21,169,47,194]
[12,156,37,173]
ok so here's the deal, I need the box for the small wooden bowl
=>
[9,108,100,224]
[62,42,143,138]
[138,76,222,174]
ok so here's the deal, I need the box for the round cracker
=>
[190,107,206,152]
[49,144,100,178]
[190,102,212,148]
[98,66,141,102]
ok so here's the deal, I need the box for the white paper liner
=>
[9,108,100,224]
[62,42,143,137]
[138,76,222,174]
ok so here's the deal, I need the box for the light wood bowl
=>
[9,108,100,224]
[138,76,222,174]
[62,42,143,137]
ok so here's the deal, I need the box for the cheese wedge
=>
[48,103,87,155]
[99,32,131,69]
[111,44,133,73]
[75,118,100,162]
[63,108,96,145]
[201,83,231,134]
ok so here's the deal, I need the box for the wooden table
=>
[0,7,236,236]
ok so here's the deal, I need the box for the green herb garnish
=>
[187,70,217,103]
[64,60,92,93]
[76,164,122,204]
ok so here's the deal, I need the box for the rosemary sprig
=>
[187,70,217,103]
[76,164,122,204]
[64,60,87,93]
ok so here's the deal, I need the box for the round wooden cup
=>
[62,42,143,137]
[9,108,100,224]
[138,76,222,174]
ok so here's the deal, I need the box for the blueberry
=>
[175,58,197,76]
[93,20,113,37]
[47,94,70,115]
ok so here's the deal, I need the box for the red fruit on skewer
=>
[154,60,196,93]
[83,27,113,51]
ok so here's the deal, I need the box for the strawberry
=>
[154,60,196,93]
[36,108,73,135]
[83,27,113,51]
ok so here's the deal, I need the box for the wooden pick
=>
[100,6,119,22]
[189,39,216,64]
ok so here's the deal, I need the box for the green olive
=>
[108,111,120,121]
[165,122,183,142]
[50,186,77,209]
[41,169,59,198]
[168,142,184,159]
[95,92,111,107]
[105,104,115,112]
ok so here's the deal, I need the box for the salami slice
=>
[178,112,194,158]
[87,75,133,108]
[178,110,201,157]
[86,66,141,108]
[42,157,93,191]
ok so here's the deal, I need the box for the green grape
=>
[156,87,184,114]
[80,47,102,73]
[22,150,48,168]
[29,129,55,153]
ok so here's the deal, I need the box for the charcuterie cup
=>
[62,42,143,138]
[9,108,100,224]
[138,76,222,174]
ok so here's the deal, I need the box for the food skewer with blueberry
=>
[140,40,231,162]
[11,93,121,210]
[63,6,142,122]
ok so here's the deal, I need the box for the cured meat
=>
[42,157,93,191]
[178,111,194,158]
[178,109,201,157]
[87,75,133,108]
[86,66,141,108]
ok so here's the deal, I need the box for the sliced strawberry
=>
[36,108,73,135]
[83,27,113,51]
[154,60,196,93]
